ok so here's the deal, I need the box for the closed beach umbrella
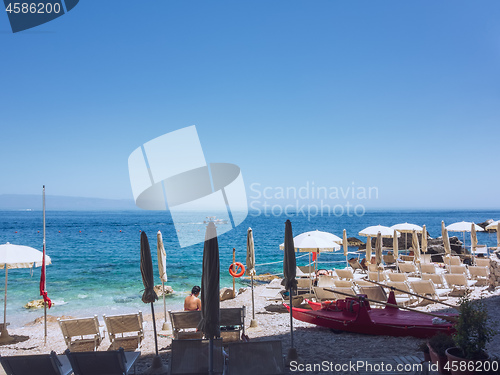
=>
[443,228,452,255]
[0,242,51,343]
[246,228,257,327]
[343,229,348,265]
[156,231,168,328]
[283,219,297,360]
[375,232,382,267]
[393,230,399,259]
[140,232,167,374]
[498,223,500,248]
[199,222,220,375]
[365,236,372,263]
[422,225,428,262]
[471,223,478,264]
[411,230,421,263]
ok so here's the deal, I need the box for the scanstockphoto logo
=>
[3,0,79,33]
[128,126,248,248]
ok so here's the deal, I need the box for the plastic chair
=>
[0,352,72,375]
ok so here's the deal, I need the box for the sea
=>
[0,209,499,327]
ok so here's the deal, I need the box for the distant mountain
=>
[0,194,139,211]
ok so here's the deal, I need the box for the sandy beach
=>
[0,278,499,375]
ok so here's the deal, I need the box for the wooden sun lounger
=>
[409,280,450,304]
[226,340,285,375]
[422,274,446,288]
[102,311,144,350]
[58,315,103,352]
[397,262,418,275]
[170,339,224,375]
[65,348,139,375]
[0,352,72,375]
[385,281,416,306]
[467,266,490,286]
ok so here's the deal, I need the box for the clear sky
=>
[1,1,499,210]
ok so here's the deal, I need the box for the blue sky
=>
[1,1,499,209]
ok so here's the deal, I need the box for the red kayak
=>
[284,292,456,338]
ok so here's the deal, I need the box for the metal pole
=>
[162,280,166,324]
[3,267,7,329]
[232,248,236,298]
[209,338,214,375]
[43,185,47,344]
[251,275,255,321]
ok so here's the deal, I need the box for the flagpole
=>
[43,185,47,344]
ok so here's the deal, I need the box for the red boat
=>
[284,292,456,338]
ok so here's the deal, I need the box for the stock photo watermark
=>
[249,181,378,220]
[290,359,445,373]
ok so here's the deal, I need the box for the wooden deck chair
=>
[58,316,103,351]
[410,280,450,304]
[422,274,446,288]
[317,275,336,287]
[170,339,224,375]
[313,287,337,302]
[385,282,416,306]
[367,271,387,282]
[103,312,144,350]
[0,352,72,375]
[448,265,467,275]
[358,286,387,308]
[387,272,408,282]
[476,258,490,267]
[65,348,140,375]
[220,307,245,342]
[335,269,354,280]
[468,266,490,286]
[397,262,418,275]
[443,274,476,296]
[333,279,354,288]
[168,310,203,340]
[226,340,284,375]
[296,278,313,289]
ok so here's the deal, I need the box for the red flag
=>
[312,251,317,262]
[40,243,52,308]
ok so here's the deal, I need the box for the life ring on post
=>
[229,262,245,278]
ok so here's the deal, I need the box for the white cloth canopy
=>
[446,221,484,232]
[279,231,341,252]
[359,225,400,238]
[0,242,51,269]
[391,223,423,233]
[485,220,500,231]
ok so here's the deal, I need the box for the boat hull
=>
[287,297,455,338]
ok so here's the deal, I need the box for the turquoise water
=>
[0,210,499,326]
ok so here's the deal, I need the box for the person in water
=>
[184,286,201,311]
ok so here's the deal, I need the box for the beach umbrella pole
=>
[287,288,297,361]
[162,281,167,326]
[0,267,12,343]
[43,185,47,344]
[250,275,257,327]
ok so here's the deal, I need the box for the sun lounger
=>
[313,287,337,302]
[297,265,315,277]
[0,352,72,375]
[383,254,396,265]
[103,312,144,350]
[475,258,490,267]
[444,255,462,266]
[400,255,414,262]
[397,262,418,275]
[385,282,416,306]
[170,339,224,375]
[296,278,313,289]
[226,340,285,375]
[335,269,354,280]
[419,263,438,274]
[259,288,283,301]
[409,280,450,304]
[333,279,354,288]
[168,310,204,340]
[448,265,467,275]
[468,266,490,286]
[422,274,446,288]
[348,258,366,272]
[367,264,379,272]
[58,315,103,352]
[367,271,387,282]
[387,272,408,282]
[65,348,140,375]
[358,286,387,308]
[317,275,336,287]
[443,274,477,296]
[220,306,246,342]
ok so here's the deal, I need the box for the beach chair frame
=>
[57,315,103,351]
[102,311,144,350]
[0,351,72,375]
[170,338,224,375]
[65,348,139,375]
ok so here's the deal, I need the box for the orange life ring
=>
[229,262,245,278]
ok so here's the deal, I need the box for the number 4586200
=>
[5,2,62,14]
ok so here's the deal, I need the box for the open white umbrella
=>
[360,225,399,238]
[156,231,168,330]
[0,242,51,342]
[446,221,484,251]
[391,223,422,252]
[485,220,500,231]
